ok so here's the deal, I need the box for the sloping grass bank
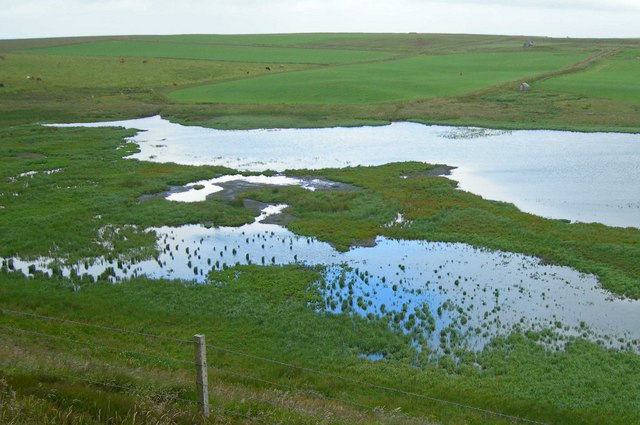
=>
[1,268,639,425]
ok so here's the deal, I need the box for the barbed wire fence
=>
[0,307,548,425]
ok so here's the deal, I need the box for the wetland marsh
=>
[6,116,639,358]
[7,203,639,356]
[54,116,640,227]
[2,33,640,425]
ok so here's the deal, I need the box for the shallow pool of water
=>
[6,205,639,354]
[51,116,640,227]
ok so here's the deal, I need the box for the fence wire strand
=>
[208,363,375,412]
[0,307,191,344]
[0,306,548,424]
[204,341,547,424]
[0,359,262,424]
[0,324,192,367]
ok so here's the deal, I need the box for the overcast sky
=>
[1,0,639,40]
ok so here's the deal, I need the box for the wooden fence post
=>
[194,334,210,417]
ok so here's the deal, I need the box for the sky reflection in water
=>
[7,206,640,354]
[34,117,640,353]
[52,116,640,228]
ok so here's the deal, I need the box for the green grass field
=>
[539,48,640,103]
[30,39,397,64]
[3,33,640,131]
[170,51,588,104]
[1,33,640,424]
[0,53,310,92]
[140,33,379,47]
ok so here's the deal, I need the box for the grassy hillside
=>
[0,54,309,92]
[539,48,640,103]
[1,33,640,130]
[30,39,397,64]
[170,51,588,104]
[2,268,640,425]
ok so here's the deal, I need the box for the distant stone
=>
[519,82,531,92]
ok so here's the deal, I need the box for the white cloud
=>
[427,0,640,11]
[0,0,639,39]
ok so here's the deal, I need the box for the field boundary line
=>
[0,307,548,424]
[205,342,548,424]
[0,360,262,424]
[0,324,192,367]
[0,307,191,344]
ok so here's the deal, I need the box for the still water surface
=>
[31,117,640,353]
[53,116,640,227]
[7,205,639,354]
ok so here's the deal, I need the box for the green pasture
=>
[2,34,640,131]
[538,48,640,103]
[30,40,396,64]
[138,33,377,47]
[138,32,521,53]
[0,53,307,92]
[137,33,614,54]
[299,33,583,53]
[170,51,588,104]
